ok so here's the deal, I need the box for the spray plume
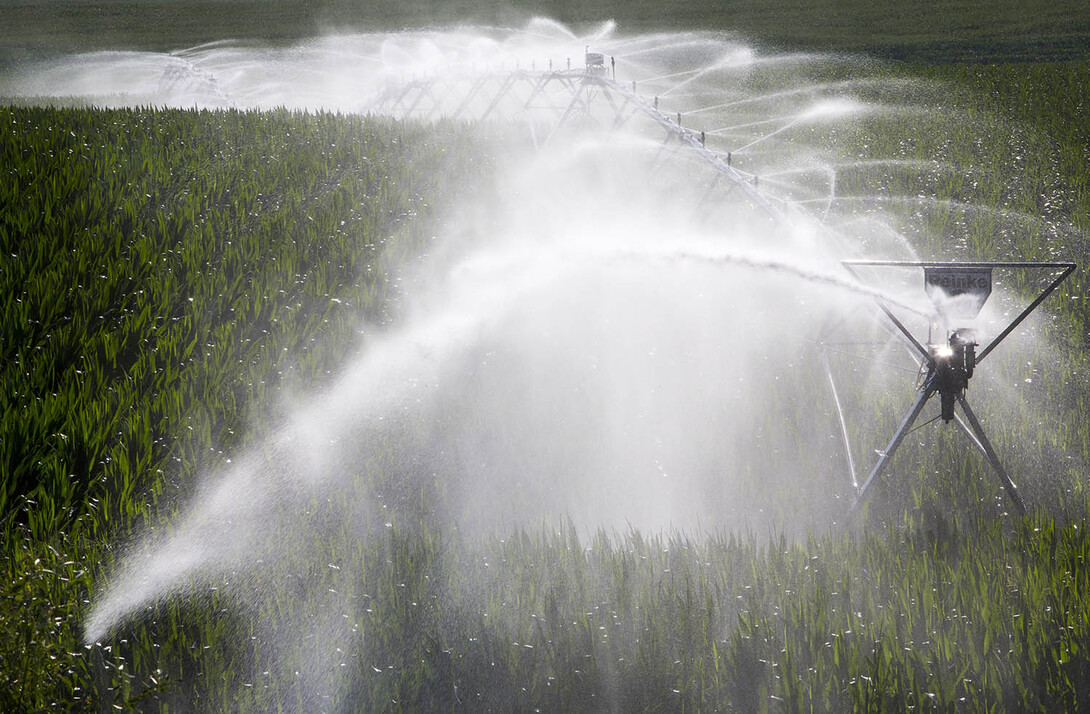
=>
[8,19,1078,704]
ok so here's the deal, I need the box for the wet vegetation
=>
[4,7,1090,713]
[0,105,496,709]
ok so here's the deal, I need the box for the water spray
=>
[18,25,1075,698]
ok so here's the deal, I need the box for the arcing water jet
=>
[6,19,1077,706]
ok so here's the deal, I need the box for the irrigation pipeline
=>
[369,58,1079,518]
[598,75,785,223]
[367,62,788,225]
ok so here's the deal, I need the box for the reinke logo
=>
[924,268,992,297]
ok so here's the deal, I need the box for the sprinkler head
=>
[928,329,978,422]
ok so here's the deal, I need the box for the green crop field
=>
[4,1,1090,711]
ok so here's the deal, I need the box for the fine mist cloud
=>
[37,19,1077,707]
[67,19,909,636]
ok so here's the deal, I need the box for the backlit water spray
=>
[8,19,1079,706]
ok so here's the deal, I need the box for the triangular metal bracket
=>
[822,260,1075,518]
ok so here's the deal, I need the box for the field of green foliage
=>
[0,106,498,709]
[4,15,1090,713]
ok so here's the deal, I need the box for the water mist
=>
[8,19,1081,707]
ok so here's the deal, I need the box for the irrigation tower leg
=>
[545,83,590,146]
[820,347,858,490]
[955,393,1027,516]
[849,387,933,517]
[951,413,987,456]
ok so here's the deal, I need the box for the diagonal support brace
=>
[955,393,1026,515]
[849,385,934,517]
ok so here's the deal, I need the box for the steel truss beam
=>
[367,66,788,224]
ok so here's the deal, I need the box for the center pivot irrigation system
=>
[368,49,785,222]
[368,51,1077,518]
